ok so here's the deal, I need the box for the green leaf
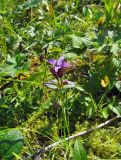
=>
[108,103,121,116]
[64,53,78,60]
[7,55,16,64]
[63,81,75,89]
[115,81,121,92]
[71,35,90,49]
[44,80,75,89]
[0,64,16,77]
[71,35,83,48]
[111,43,119,55]
[44,79,58,90]
[102,107,109,119]
[22,0,42,9]
[76,86,85,92]
[0,129,24,159]
[73,140,87,160]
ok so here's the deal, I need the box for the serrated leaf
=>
[0,64,17,77]
[111,43,119,55]
[73,140,87,160]
[71,35,83,48]
[71,34,90,49]
[0,129,24,159]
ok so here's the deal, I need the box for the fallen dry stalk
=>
[26,116,121,160]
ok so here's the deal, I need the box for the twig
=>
[25,116,121,160]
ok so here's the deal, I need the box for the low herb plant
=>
[0,0,121,159]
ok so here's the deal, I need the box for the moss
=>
[87,127,121,159]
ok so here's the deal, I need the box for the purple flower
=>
[48,55,70,78]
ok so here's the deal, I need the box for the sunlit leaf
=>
[0,129,24,159]
[64,53,78,60]
[71,35,84,49]
[22,0,42,9]
[108,103,121,116]
[97,16,105,25]
[73,140,87,160]
[63,81,75,89]
[115,81,121,92]
[44,79,58,90]
[76,86,85,92]
[102,108,109,119]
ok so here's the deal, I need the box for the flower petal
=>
[57,69,64,78]
[59,55,65,61]
[56,56,64,67]
[48,59,57,65]
[62,62,70,68]
[54,66,60,72]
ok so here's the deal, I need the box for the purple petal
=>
[59,55,65,61]
[62,62,70,68]
[55,56,65,67]
[56,60,63,67]
[50,68,58,79]
[54,66,60,72]
[48,59,57,65]
[57,68,64,78]
[50,67,64,78]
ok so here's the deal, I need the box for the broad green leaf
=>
[64,53,78,60]
[115,81,121,92]
[44,79,58,90]
[7,55,16,64]
[71,35,83,48]
[23,0,42,9]
[111,43,119,55]
[108,103,121,116]
[63,81,75,89]
[44,80,75,89]
[103,0,114,16]
[0,129,24,159]
[115,105,121,116]
[44,83,58,89]
[0,64,17,77]
[76,86,86,93]
[71,35,90,49]
[48,47,62,53]
[73,140,87,160]
[102,108,109,119]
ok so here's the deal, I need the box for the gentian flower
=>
[48,55,70,78]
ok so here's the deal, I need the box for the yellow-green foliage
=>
[0,0,121,159]
[74,121,121,160]
[22,106,59,151]
[88,127,121,159]
[23,116,121,160]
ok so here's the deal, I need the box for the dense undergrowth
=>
[0,0,121,159]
